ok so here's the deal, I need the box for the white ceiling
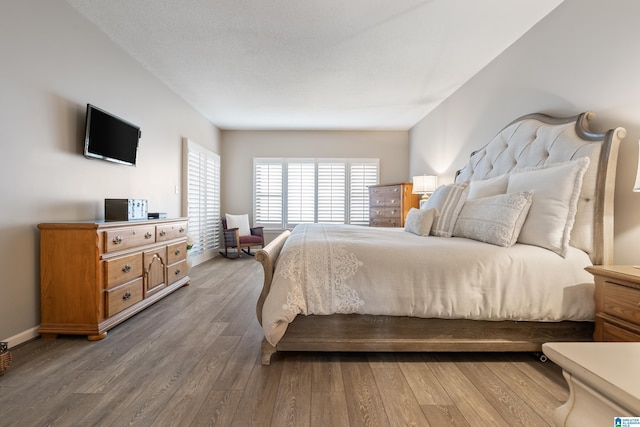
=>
[66,0,563,130]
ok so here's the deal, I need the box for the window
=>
[253,158,379,229]
[183,138,221,266]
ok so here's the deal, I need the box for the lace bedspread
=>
[261,223,595,346]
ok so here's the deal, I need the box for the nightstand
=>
[585,265,640,342]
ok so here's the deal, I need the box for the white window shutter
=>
[183,138,220,265]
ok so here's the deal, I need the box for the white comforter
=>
[261,223,595,346]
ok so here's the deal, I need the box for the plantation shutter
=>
[317,162,346,223]
[287,161,316,225]
[254,158,378,229]
[349,160,379,225]
[254,160,283,227]
[184,138,220,265]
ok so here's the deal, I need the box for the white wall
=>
[0,1,220,345]
[221,130,410,237]
[409,0,640,264]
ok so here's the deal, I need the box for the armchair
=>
[220,215,264,258]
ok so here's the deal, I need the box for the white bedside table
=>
[542,342,640,427]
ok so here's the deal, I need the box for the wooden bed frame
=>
[255,112,626,365]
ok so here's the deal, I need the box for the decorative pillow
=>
[404,208,438,236]
[225,213,251,236]
[467,174,509,199]
[453,191,533,247]
[421,182,469,237]
[506,157,590,257]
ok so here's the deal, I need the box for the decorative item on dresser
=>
[586,265,640,341]
[368,182,420,227]
[38,218,190,341]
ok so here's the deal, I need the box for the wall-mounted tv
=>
[84,104,141,166]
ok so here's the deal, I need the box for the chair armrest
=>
[250,226,264,238]
[223,227,240,247]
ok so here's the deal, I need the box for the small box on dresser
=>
[586,265,640,341]
[368,182,419,227]
[38,218,190,341]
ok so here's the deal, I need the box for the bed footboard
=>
[255,229,291,326]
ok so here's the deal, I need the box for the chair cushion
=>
[225,213,251,236]
[239,235,263,245]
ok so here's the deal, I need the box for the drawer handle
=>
[391,210,397,215]
[159,230,166,237]
[175,249,181,255]
[179,227,185,233]
[112,236,123,245]
[393,188,399,192]
[145,232,153,239]
[376,200,381,204]
[122,264,131,273]
[175,269,181,275]
[122,291,132,301]
[389,199,396,204]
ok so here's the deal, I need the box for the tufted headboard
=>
[455,112,626,265]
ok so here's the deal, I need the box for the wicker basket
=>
[0,351,12,375]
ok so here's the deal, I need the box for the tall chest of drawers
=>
[38,218,190,341]
[368,183,419,227]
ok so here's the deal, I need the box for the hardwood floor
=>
[0,255,568,426]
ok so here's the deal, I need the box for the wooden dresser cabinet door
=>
[144,247,167,297]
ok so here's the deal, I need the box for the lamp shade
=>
[412,175,438,194]
[635,140,640,192]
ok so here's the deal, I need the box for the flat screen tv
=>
[84,104,141,166]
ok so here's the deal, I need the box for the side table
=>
[542,342,640,427]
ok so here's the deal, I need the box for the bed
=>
[255,111,626,365]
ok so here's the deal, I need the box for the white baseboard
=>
[2,326,40,349]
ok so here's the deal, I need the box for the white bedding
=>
[261,223,595,346]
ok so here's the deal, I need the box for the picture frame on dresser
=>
[38,218,190,341]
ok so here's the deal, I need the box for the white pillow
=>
[225,213,251,236]
[422,182,469,237]
[506,157,590,257]
[453,191,533,247]
[404,208,438,236]
[467,174,509,199]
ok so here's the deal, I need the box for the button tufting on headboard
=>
[454,112,625,265]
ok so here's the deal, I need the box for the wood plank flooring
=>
[0,255,569,426]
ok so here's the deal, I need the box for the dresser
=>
[586,265,640,342]
[38,218,190,341]
[368,183,419,227]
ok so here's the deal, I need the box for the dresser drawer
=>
[370,195,402,208]
[602,320,640,342]
[370,185,402,195]
[167,241,187,264]
[370,207,401,219]
[168,259,188,285]
[370,218,400,227]
[104,253,143,288]
[104,226,155,252]
[105,278,143,317]
[156,222,188,242]
[603,281,640,325]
